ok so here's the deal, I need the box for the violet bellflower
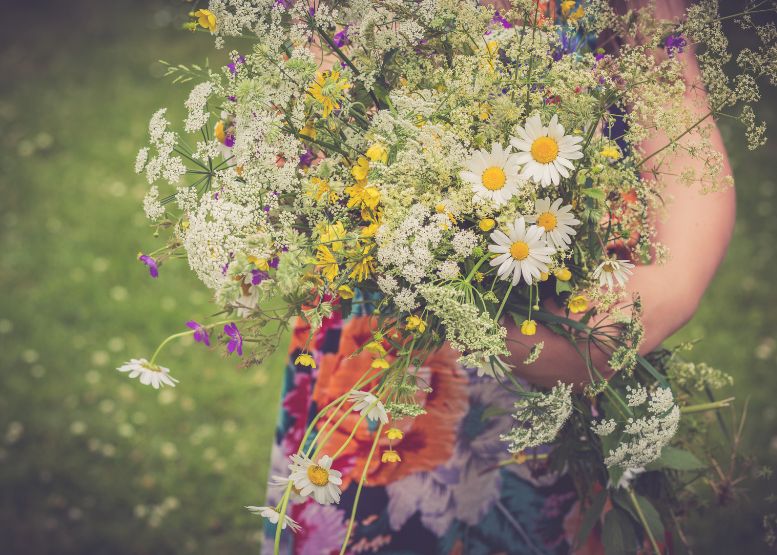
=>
[224,323,243,356]
[138,254,159,278]
[664,34,687,57]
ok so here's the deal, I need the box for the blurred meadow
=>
[0,1,775,554]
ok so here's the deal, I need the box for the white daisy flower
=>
[525,197,580,250]
[592,259,635,289]
[117,358,178,389]
[488,216,555,286]
[246,506,302,532]
[460,142,524,206]
[510,114,583,187]
[288,454,343,505]
[347,390,389,424]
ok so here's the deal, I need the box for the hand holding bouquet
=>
[124,0,775,552]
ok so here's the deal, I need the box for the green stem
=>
[627,488,662,555]
[680,397,734,414]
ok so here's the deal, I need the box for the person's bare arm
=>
[505,9,735,388]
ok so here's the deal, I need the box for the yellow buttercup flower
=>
[539,271,550,282]
[371,358,390,369]
[366,143,388,164]
[520,319,537,336]
[193,9,217,32]
[554,267,572,282]
[315,246,339,282]
[478,103,491,121]
[345,182,380,211]
[308,70,351,118]
[381,450,402,464]
[386,428,404,441]
[364,341,387,356]
[478,218,496,232]
[337,285,355,299]
[600,145,621,160]
[295,353,316,368]
[299,122,317,140]
[568,295,589,314]
[361,220,381,238]
[405,315,427,333]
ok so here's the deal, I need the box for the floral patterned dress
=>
[262,298,602,554]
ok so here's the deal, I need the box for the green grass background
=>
[0,1,775,553]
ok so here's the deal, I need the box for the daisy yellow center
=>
[530,136,559,164]
[510,241,530,261]
[602,262,616,273]
[537,212,558,231]
[307,465,330,486]
[481,166,507,191]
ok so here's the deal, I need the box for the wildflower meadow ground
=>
[0,1,775,554]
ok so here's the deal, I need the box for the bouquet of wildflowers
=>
[125,0,776,552]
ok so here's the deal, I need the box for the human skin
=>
[502,0,736,387]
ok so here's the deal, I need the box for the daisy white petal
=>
[488,216,556,286]
[117,358,179,389]
[510,114,584,188]
[460,143,525,206]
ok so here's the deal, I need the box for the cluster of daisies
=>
[463,114,634,289]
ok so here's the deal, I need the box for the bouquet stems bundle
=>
[123,1,776,552]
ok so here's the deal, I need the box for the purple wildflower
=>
[251,269,269,285]
[664,34,687,57]
[227,95,237,102]
[186,320,211,347]
[492,11,512,29]
[138,254,159,278]
[223,132,235,148]
[333,25,351,47]
[224,323,243,356]
[268,256,280,269]
[227,56,246,75]
[299,148,316,168]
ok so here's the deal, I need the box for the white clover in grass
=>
[117,359,178,389]
[488,216,555,286]
[287,454,343,505]
[347,390,389,424]
[500,382,573,454]
[460,142,524,206]
[511,114,583,187]
[593,259,635,289]
[525,197,580,250]
[246,506,301,532]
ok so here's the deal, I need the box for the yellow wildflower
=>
[520,319,537,336]
[479,103,491,121]
[554,267,572,281]
[478,218,496,232]
[337,285,355,299]
[309,177,338,203]
[364,341,387,356]
[568,295,589,314]
[351,156,370,182]
[513,451,528,464]
[381,450,401,463]
[349,249,375,281]
[193,9,217,32]
[315,246,339,282]
[308,70,351,118]
[247,255,270,272]
[405,315,427,334]
[561,1,584,22]
[600,145,621,160]
[295,353,316,368]
[361,220,381,238]
[345,182,380,211]
[371,358,390,369]
[365,143,388,164]
[214,120,226,143]
[319,221,347,252]
[539,271,550,282]
[474,272,485,283]
[386,428,404,441]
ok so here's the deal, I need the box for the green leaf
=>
[602,507,638,555]
[645,446,706,471]
[634,495,665,540]
[582,187,606,202]
[555,279,573,295]
[575,490,607,548]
